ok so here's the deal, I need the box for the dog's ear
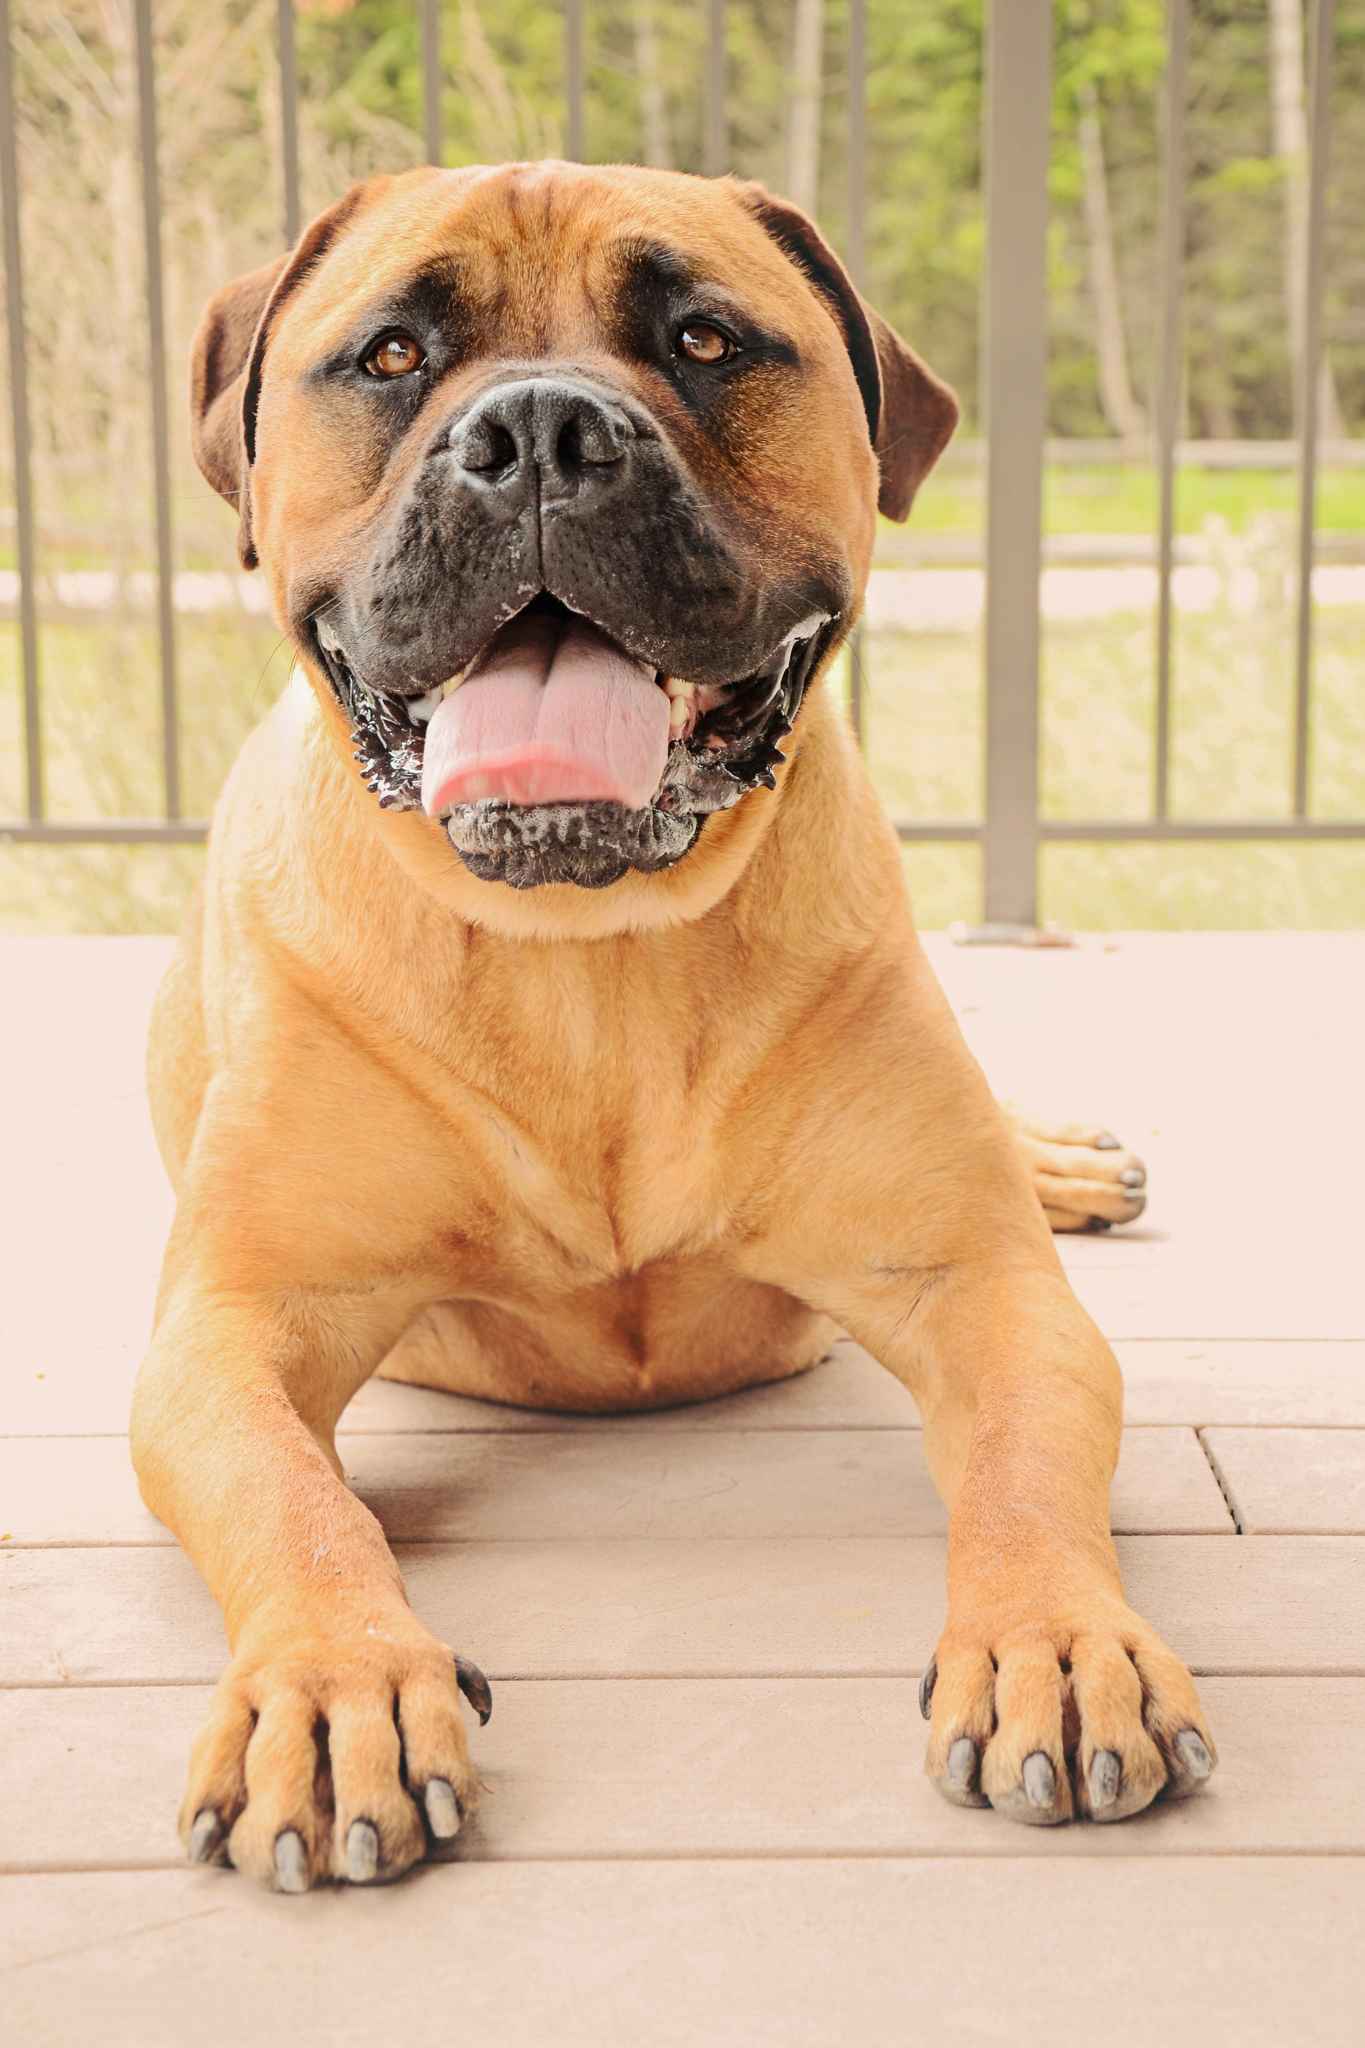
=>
[189,186,367,567]
[736,183,958,521]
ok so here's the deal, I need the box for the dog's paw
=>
[920,1600,1216,1825]
[179,1619,489,1891]
[1007,1108,1149,1233]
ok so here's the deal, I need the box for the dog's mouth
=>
[311,592,833,889]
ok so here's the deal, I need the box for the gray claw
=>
[1095,1132,1121,1150]
[918,1656,937,1722]
[1174,1729,1213,1780]
[424,1778,462,1841]
[946,1737,977,1791]
[1022,1751,1056,1809]
[188,1807,222,1864]
[345,1818,380,1882]
[274,1828,309,1894]
[1088,1217,1113,1233]
[1088,1749,1122,1811]
[1120,1167,1146,1188]
[455,1655,493,1727]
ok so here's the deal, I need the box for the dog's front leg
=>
[880,1258,1216,1822]
[132,1271,484,1890]
[738,1003,1216,1824]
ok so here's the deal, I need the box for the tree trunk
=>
[785,0,823,216]
[1268,0,1342,439]
[633,1,672,170]
[1077,80,1147,445]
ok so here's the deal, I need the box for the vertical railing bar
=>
[846,0,867,748]
[703,0,726,177]
[981,0,1050,928]
[420,0,442,166]
[564,0,585,161]
[1293,0,1334,818]
[0,0,42,821]
[133,0,180,822]
[1153,0,1187,822]
[846,0,866,282]
[277,0,301,243]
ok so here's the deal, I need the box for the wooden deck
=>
[3,932,1362,2045]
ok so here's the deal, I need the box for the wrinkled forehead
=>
[270,162,833,367]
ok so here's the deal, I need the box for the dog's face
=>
[192,163,955,906]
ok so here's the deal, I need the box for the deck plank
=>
[4,1860,1361,2047]
[1203,1429,1365,1533]
[0,1425,1230,1545]
[12,1337,1365,1438]
[1118,1343,1365,1427]
[3,1536,1360,1686]
[1,1674,1360,1872]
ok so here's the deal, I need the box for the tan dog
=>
[132,162,1214,1892]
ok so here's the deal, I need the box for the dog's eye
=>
[675,321,736,366]
[364,333,426,379]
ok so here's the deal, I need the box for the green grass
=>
[4,581,1362,934]
[879,461,1365,544]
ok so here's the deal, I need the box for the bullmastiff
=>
[132,161,1216,1892]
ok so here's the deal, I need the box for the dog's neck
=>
[225,670,903,1015]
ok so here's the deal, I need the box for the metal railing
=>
[2,0,1361,917]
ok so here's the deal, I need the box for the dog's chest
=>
[422,926,764,1289]
[443,1065,729,1288]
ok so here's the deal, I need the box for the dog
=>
[131,161,1215,1892]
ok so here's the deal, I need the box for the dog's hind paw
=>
[1006,1106,1149,1234]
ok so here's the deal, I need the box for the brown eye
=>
[364,333,425,379]
[676,321,735,366]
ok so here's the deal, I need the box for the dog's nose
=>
[448,377,633,503]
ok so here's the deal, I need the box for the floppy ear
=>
[188,187,367,567]
[736,184,958,521]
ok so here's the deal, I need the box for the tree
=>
[1267,0,1343,438]
[1077,76,1147,443]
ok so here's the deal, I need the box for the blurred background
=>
[1,0,1362,933]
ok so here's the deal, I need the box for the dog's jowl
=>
[132,161,1212,1892]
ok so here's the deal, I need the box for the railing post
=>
[846,0,867,749]
[0,0,42,822]
[1153,0,1188,821]
[132,0,180,822]
[277,0,301,242]
[419,0,443,167]
[981,0,1051,927]
[1293,0,1335,818]
[564,0,585,161]
[703,0,726,176]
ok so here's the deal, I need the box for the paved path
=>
[5,560,1364,634]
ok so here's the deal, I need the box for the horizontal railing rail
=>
[1,0,1358,920]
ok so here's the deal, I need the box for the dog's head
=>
[192,163,955,923]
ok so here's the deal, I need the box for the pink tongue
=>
[420,611,670,816]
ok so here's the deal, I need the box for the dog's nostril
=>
[453,415,519,475]
[559,411,625,470]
